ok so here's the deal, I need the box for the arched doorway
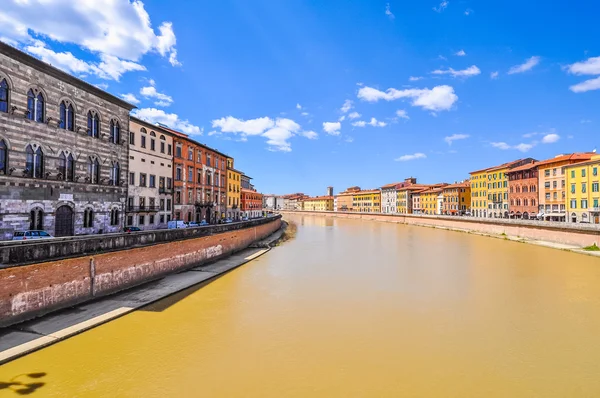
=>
[55,205,74,237]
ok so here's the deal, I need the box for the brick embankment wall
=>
[282,211,600,248]
[0,217,281,328]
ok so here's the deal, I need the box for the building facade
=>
[241,188,263,218]
[335,186,361,212]
[301,196,334,211]
[507,162,539,219]
[263,194,284,211]
[353,189,381,213]
[126,118,173,230]
[0,42,134,239]
[381,178,417,214]
[421,187,445,215]
[171,130,228,223]
[442,181,471,215]
[565,156,600,224]
[226,157,241,221]
[486,158,535,218]
[470,168,489,218]
[537,153,593,221]
[412,191,425,214]
[283,193,306,210]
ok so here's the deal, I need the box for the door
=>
[55,205,74,237]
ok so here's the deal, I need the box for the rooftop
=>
[507,161,539,173]
[536,153,595,167]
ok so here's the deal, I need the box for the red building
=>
[507,162,540,219]
[241,188,263,218]
[168,128,228,223]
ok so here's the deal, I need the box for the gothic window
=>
[110,208,120,226]
[59,101,75,131]
[27,89,44,122]
[111,161,120,185]
[110,120,120,144]
[87,111,100,138]
[25,144,44,178]
[88,157,100,184]
[83,208,94,228]
[0,139,6,174]
[30,207,44,230]
[0,78,8,113]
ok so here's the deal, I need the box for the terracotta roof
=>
[486,158,535,172]
[443,181,470,189]
[507,161,540,173]
[536,153,595,167]
[469,166,491,175]
[161,126,229,158]
[381,182,403,189]
[564,156,600,168]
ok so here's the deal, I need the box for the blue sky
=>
[1,1,599,196]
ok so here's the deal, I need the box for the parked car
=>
[12,230,54,240]
[224,218,233,224]
[241,216,249,221]
[199,220,209,226]
[167,220,188,229]
[123,226,142,233]
[187,221,200,227]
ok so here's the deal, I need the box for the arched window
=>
[87,111,100,138]
[27,90,45,122]
[25,145,44,178]
[58,152,75,181]
[111,161,120,185]
[88,157,100,184]
[0,78,8,113]
[0,139,7,174]
[59,101,75,131]
[110,208,120,226]
[83,208,94,228]
[110,120,120,144]
[30,207,43,230]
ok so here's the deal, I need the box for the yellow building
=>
[397,185,427,214]
[565,155,600,224]
[420,186,445,215]
[470,167,489,218]
[301,196,334,212]
[226,157,242,220]
[353,190,381,213]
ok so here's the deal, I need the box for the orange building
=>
[241,188,263,218]
[442,181,471,215]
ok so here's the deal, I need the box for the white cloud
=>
[357,85,458,112]
[409,76,424,82]
[211,116,313,151]
[338,115,346,122]
[354,118,387,127]
[120,93,140,105]
[444,133,469,145]
[396,109,409,119]
[340,99,353,113]
[345,137,354,143]
[0,0,179,65]
[491,142,511,150]
[133,108,202,136]
[455,49,466,56]
[395,153,426,161]
[508,56,540,74]
[438,55,448,61]
[385,3,395,19]
[490,71,499,79]
[569,77,600,93]
[351,121,366,127]
[348,112,361,119]
[514,143,534,152]
[541,133,560,144]
[301,112,310,117]
[140,83,173,107]
[431,65,481,78]
[24,40,146,81]
[95,83,109,90]
[323,122,341,136]
[301,130,318,140]
[565,56,600,75]
[464,8,473,15]
[296,103,302,110]
[433,1,449,12]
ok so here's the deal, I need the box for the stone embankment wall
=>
[282,211,600,247]
[0,216,281,328]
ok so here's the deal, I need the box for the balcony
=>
[127,205,161,212]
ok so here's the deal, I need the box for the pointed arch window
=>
[25,145,44,178]
[88,157,100,184]
[87,111,100,138]
[30,207,44,230]
[0,140,6,174]
[83,208,94,228]
[59,101,75,131]
[110,208,120,226]
[0,78,8,113]
[111,161,120,186]
[27,90,44,122]
[110,120,120,144]
[58,152,75,181]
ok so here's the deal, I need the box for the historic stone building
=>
[126,117,174,230]
[0,42,134,239]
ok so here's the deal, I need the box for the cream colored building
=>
[127,117,174,230]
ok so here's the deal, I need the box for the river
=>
[2,214,600,397]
